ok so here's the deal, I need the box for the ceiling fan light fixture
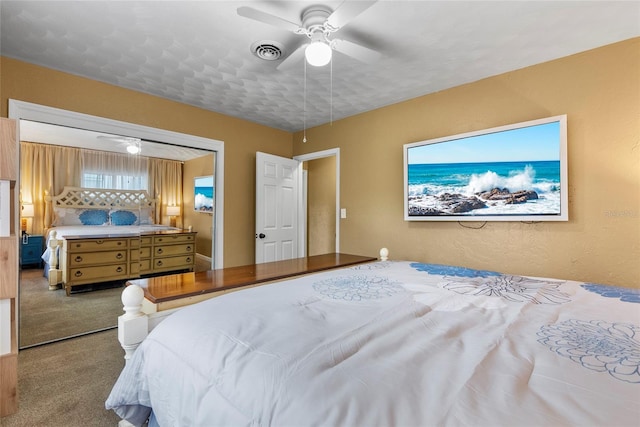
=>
[305,40,332,66]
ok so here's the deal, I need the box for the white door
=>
[255,152,301,263]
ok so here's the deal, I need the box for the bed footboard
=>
[117,248,390,362]
[46,230,63,290]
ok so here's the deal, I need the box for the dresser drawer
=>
[67,238,128,252]
[21,247,42,263]
[69,250,127,266]
[139,259,152,273]
[154,243,195,257]
[140,236,152,245]
[153,234,195,245]
[153,255,194,271]
[129,262,140,275]
[139,247,152,258]
[69,263,128,282]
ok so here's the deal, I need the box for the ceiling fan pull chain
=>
[303,60,308,143]
[330,58,333,126]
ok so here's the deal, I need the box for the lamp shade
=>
[166,205,180,216]
[21,204,34,218]
[305,41,332,67]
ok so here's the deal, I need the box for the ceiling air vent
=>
[251,41,285,61]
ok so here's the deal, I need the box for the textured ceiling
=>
[1,1,639,133]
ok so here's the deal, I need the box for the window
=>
[82,171,147,190]
[81,150,149,191]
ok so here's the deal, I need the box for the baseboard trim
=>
[196,253,213,270]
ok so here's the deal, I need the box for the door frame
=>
[294,148,340,254]
[8,99,225,268]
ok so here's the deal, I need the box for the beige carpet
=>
[19,268,124,348]
[20,259,211,348]
[2,329,125,426]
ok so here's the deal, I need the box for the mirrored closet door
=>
[17,117,218,348]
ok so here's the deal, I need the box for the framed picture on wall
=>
[194,175,214,212]
[403,115,568,222]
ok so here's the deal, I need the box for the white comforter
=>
[106,261,640,427]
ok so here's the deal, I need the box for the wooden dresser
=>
[61,230,196,295]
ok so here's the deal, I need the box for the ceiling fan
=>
[237,1,381,70]
[97,135,142,154]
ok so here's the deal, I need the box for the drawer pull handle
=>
[116,253,123,259]
[75,256,83,262]
[186,246,192,251]
[157,248,163,254]
[74,271,83,277]
[116,267,123,273]
[156,261,163,266]
[186,257,192,263]
[96,240,104,244]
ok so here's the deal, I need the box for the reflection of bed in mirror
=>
[43,187,196,295]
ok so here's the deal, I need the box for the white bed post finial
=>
[118,285,148,362]
[379,248,389,261]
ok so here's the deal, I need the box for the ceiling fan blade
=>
[332,39,381,64]
[276,44,308,71]
[237,6,302,33]
[326,1,377,30]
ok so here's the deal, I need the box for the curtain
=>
[148,158,183,225]
[20,142,83,233]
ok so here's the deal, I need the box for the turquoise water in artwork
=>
[407,160,561,215]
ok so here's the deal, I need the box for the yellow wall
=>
[0,57,292,267]
[183,153,215,258]
[294,38,640,288]
[306,156,336,256]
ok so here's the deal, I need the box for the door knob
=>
[256,233,266,239]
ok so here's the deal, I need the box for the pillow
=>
[138,208,154,225]
[110,210,138,226]
[79,209,110,225]
[52,208,109,226]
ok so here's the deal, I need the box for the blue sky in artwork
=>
[408,120,560,165]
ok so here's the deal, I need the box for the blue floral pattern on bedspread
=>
[538,320,640,383]
[410,263,501,278]
[411,263,570,305]
[441,275,571,305]
[313,275,403,301]
[581,283,640,303]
